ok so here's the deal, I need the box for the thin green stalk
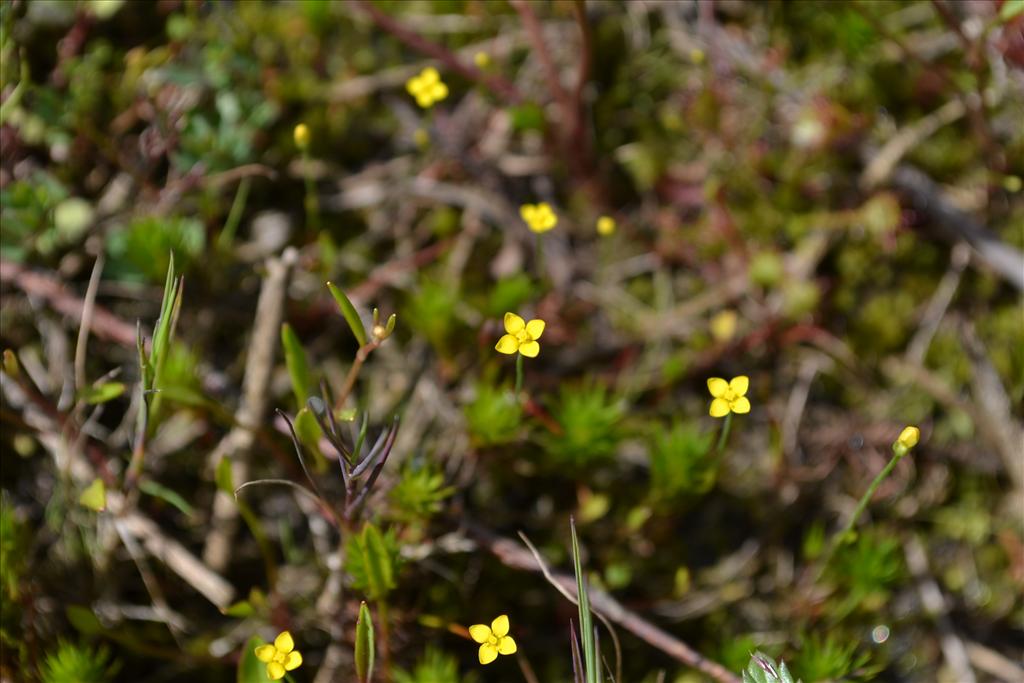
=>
[217,176,251,249]
[816,448,909,579]
[514,353,524,396]
[715,412,733,453]
[378,599,391,681]
[535,232,545,278]
[302,149,320,233]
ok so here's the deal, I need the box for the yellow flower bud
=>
[596,215,616,236]
[293,123,310,151]
[896,426,920,450]
[709,309,738,342]
[474,51,490,68]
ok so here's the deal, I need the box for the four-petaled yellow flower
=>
[469,614,517,665]
[406,67,448,109]
[596,215,616,235]
[893,425,920,456]
[495,313,545,358]
[254,631,303,681]
[707,376,750,417]
[520,203,558,233]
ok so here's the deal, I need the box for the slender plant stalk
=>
[218,176,251,249]
[816,448,909,579]
[334,339,382,413]
[715,413,733,453]
[301,148,320,233]
[514,353,524,396]
[378,599,391,681]
[535,232,545,279]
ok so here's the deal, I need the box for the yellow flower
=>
[707,376,750,417]
[254,631,303,681]
[709,310,738,342]
[473,51,490,68]
[520,203,558,233]
[293,123,310,151]
[406,67,449,109]
[495,312,545,358]
[596,215,616,236]
[469,614,517,665]
[893,425,920,456]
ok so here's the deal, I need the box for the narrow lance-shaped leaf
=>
[281,323,313,406]
[327,281,368,346]
[571,517,599,683]
[361,523,395,600]
[215,456,234,495]
[78,381,127,404]
[355,601,375,683]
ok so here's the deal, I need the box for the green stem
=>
[715,412,733,454]
[378,599,391,682]
[302,149,320,233]
[218,176,251,250]
[535,232,545,279]
[514,353,524,397]
[817,448,908,578]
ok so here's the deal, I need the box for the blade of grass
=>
[571,517,599,683]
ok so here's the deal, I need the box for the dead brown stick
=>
[468,524,742,683]
[1,258,139,348]
[202,248,298,572]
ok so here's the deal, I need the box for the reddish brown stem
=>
[349,0,524,104]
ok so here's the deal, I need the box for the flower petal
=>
[504,312,525,334]
[897,425,920,448]
[518,341,540,358]
[267,662,286,681]
[421,67,439,84]
[254,645,276,663]
[525,319,545,340]
[273,632,294,654]
[707,377,728,397]
[490,614,510,637]
[519,205,536,223]
[709,398,731,417]
[497,635,517,655]
[731,397,751,414]
[495,334,519,354]
[469,624,492,644]
[479,643,499,665]
[284,651,303,671]
[433,83,448,100]
[729,375,749,396]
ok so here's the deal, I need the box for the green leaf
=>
[571,518,599,683]
[294,407,327,472]
[78,381,127,405]
[66,605,103,635]
[138,479,194,517]
[1001,0,1024,21]
[221,599,254,618]
[79,478,106,512]
[215,457,234,494]
[327,281,367,346]
[281,323,313,406]
[362,523,396,600]
[237,636,268,683]
[355,601,375,683]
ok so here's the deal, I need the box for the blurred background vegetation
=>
[1,1,1023,682]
